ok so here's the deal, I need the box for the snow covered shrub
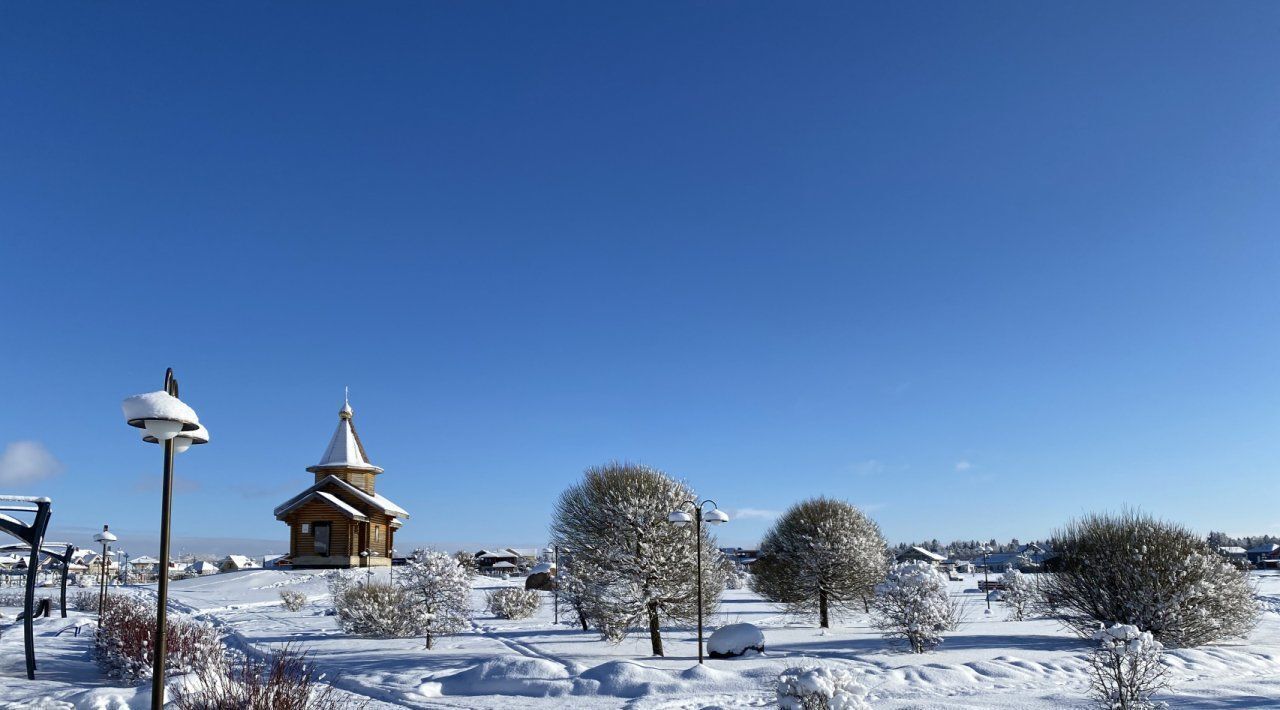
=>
[776,665,870,710]
[1086,624,1168,710]
[279,589,306,612]
[550,462,724,656]
[871,562,960,653]
[1001,569,1036,621]
[556,565,592,631]
[70,589,101,612]
[725,567,748,590]
[486,587,540,620]
[95,595,223,682]
[327,573,418,638]
[398,550,472,649]
[1043,510,1258,646]
[173,643,364,710]
[752,498,888,628]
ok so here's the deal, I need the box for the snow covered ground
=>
[3,571,1280,708]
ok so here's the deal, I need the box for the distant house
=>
[1218,546,1248,562]
[720,547,760,572]
[1247,544,1280,569]
[475,549,521,575]
[975,544,1053,573]
[188,560,219,576]
[0,553,23,571]
[219,555,260,573]
[896,547,946,566]
[264,554,291,568]
[128,556,161,579]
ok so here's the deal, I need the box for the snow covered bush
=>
[549,462,724,656]
[556,564,592,631]
[1001,569,1036,621]
[279,589,307,612]
[724,567,748,590]
[94,594,223,682]
[1086,624,1168,710]
[1042,510,1258,646]
[708,622,765,657]
[485,587,540,620]
[70,589,101,613]
[752,498,888,628]
[398,549,472,649]
[173,643,363,710]
[871,562,961,653]
[776,665,870,710]
[327,573,418,639]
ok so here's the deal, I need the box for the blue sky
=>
[2,2,1279,556]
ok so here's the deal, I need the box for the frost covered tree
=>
[1042,510,1258,646]
[398,549,473,649]
[486,587,541,620]
[1087,624,1168,709]
[871,561,961,653]
[327,571,419,638]
[549,462,724,656]
[557,563,592,631]
[453,550,479,576]
[1001,569,1036,621]
[751,498,889,628]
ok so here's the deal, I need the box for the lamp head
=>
[702,508,729,525]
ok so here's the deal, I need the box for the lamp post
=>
[93,525,117,615]
[123,368,207,710]
[981,545,993,614]
[361,550,371,584]
[121,550,129,587]
[667,499,729,664]
[390,548,398,585]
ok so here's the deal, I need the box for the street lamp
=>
[93,525,117,615]
[122,368,206,710]
[361,550,371,584]
[980,545,993,614]
[667,499,729,664]
[390,548,398,585]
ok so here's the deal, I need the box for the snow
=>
[309,404,382,472]
[4,570,1280,708]
[707,622,765,657]
[120,390,199,427]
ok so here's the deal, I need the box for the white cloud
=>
[734,508,782,520]
[850,459,884,476]
[955,460,973,471]
[0,441,63,485]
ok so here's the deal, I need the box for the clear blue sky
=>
[2,2,1279,556]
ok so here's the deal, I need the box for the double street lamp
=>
[122,368,208,710]
[93,525,116,615]
[667,499,729,664]
[980,545,993,614]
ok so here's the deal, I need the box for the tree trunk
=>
[425,632,433,650]
[578,610,589,631]
[819,589,829,628]
[861,593,870,613]
[648,602,663,656]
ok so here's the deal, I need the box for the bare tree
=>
[871,561,961,653]
[549,462,723,656]
[750,497,888,628]
[1042,510,1258,647]
[1086,624,1168,709]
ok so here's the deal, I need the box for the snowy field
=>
[3,571,1280,708]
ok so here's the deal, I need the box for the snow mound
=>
[579,660,677,697]
[434,655,575,697]
[708,622,765,657]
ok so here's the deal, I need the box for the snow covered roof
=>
[489,561,517,569]
[1248,544,1280,554]
[1219,546,1248,555]
[130,556,160,565]
[274,475,408,520]
[222,555,257,567]
[903,546,946,561]
[275,489,370,522]
[306,399,383,474]
[479,550,518,559]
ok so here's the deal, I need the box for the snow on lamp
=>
[122,390,201,441]
[668,510,693,527]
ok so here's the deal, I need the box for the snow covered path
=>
[3,571,1280,708]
